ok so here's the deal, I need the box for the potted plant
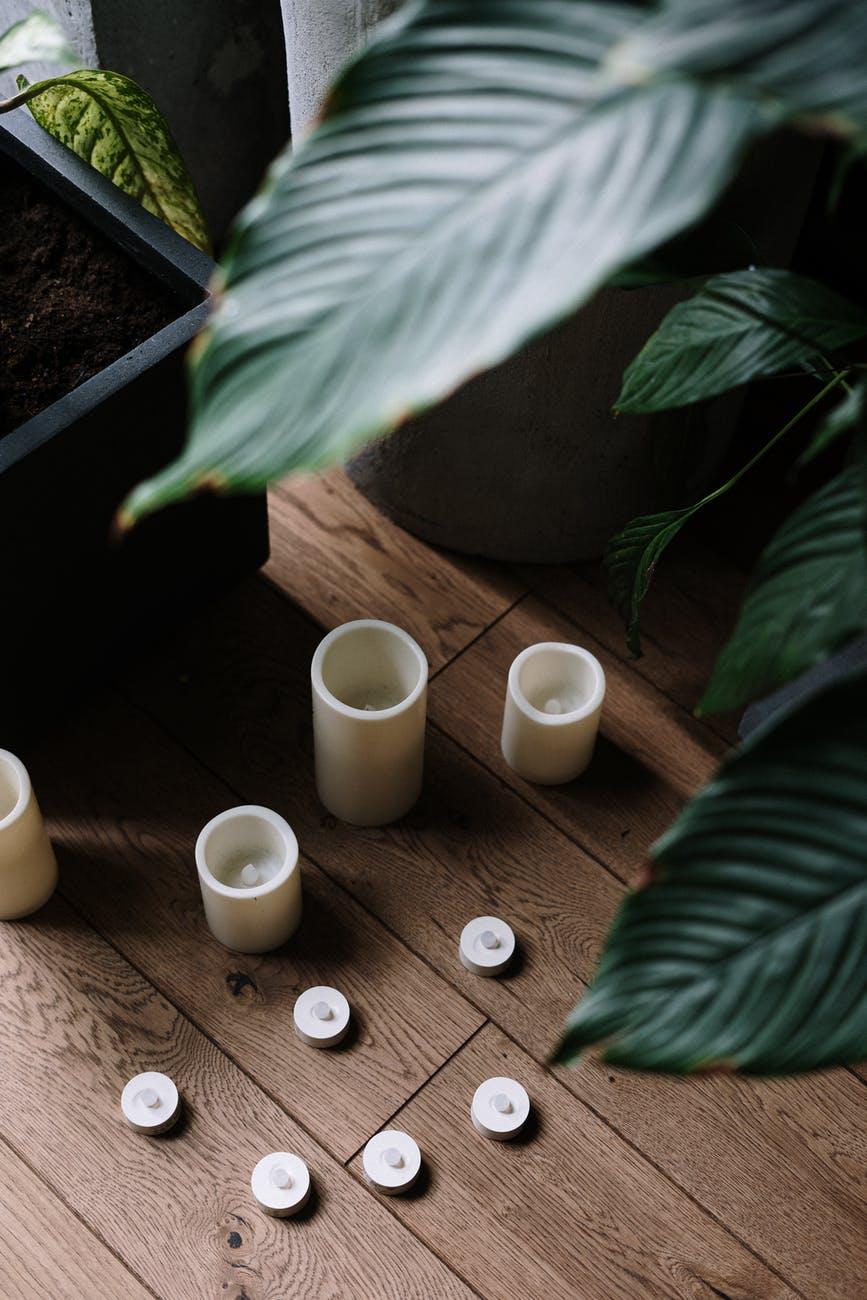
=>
[0,18,269,737]
[112,0,867,1076]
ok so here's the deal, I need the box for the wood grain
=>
[123,574,867,1300]
[0,1138,153,1300]
[431,594,723,882]
[266,470,526,671]
[0,895,474,1299]
[22,693,483,1165]
[350,1024,795,1300]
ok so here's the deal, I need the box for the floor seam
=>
[0,1128,164,1300]
[342,1020,490,1167]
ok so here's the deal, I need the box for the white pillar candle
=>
[500,643,606,785]
[195,805,302,953]
[311,620,428,826]
[0,749,58,920]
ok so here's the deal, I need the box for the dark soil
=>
[0,153,180,434]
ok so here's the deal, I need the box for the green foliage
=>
[556,667,867,1074]
[604,507,697,656]
[798,380,866,466]
[0,12,209,251]
[617,270,867,412]
[121,0,867,523]
[0,9,76,71]
[700,468,867,714]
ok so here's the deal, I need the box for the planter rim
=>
[0,112,214,475]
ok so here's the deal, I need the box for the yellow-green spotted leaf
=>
[13,69,209,251]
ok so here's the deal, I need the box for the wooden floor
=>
[3,469,865,1300]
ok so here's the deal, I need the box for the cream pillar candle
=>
[195,805,301,953]
[0,749,58,919]
[501,643,606,784]
[311,620,428,826]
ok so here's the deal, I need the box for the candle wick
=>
[543,698,562,715]
[241,862,259,886]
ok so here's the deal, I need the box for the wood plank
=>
[123,577,867,1300]
[23,690,483,1165]
[521,542,747,745]
[266,471,526,671]
[0,894,474,1300]
[429,595,723,883]
[350,1024,794,1300]
[0,1139,153,1300]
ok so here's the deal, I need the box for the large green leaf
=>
[2,69,209,251]
[607,0,867,140]
[700,467,867,714]
[122,0,867,523]
[119,0,762,523]
[0,10,76,71]
[556,667,867,1074]
[617,270,867,413]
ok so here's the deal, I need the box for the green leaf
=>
[616,270,867,413]
[604,506,697,656]
[555,666,867,1074]
[607,0,867,141]
[4,70,209,252]
[798,380,866,467]
[700,467,867,714]
[119,1,761,524]
[0,10,77,71]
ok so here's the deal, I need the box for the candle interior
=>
[320,625,422,712]
[0,758,21,822]
[201,813,286,890]
[517,647,597,716]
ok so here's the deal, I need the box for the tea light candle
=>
[459,916,516,977]
[311,620,428,826]
[362,1130,422,1195]
[0,748,58,920]
[293,985,350,1048]
[195,805,302,953]
[501,643,606,784]
[251,1152,311,1217]
[471,1077,531,1141]
[121,1071,181,1135]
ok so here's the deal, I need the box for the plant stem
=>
[699,369,849,509]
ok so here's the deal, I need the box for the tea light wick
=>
[270,1165,293,1190]
[544,697,562,715]
[492,1093,513,1114]
[312,1000,333,1021]
[479,929,499,950]
[383,1147,404,1169]
[241,863,259,886]
[140,1087,160,1109]
[363,703,377,712]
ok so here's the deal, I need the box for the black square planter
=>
[1,113,269,739]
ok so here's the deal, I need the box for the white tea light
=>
[121,1072,181,1135]
[459,916,516,977]
[311,620,428,826]
[471,1077,531,1141]
[195,805,302,953]
[501,643,606,785]
[251,1152,311,1217]
[362,1129,422,1195]
[293,985,350,1048]
[0,749,58,920]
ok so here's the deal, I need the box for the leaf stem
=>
[700,369,850,509]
